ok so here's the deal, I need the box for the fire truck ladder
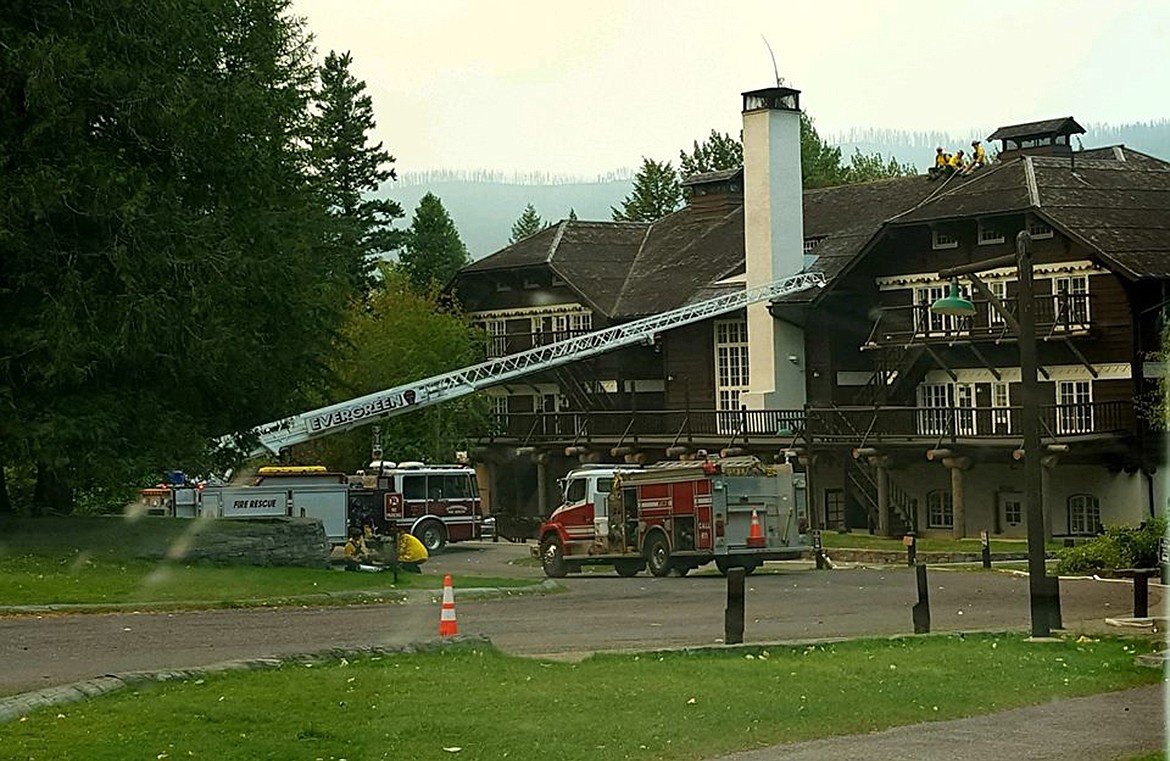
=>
[239,271,826,456]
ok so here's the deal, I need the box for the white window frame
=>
[914,284,970,337]
[987,280,1009,326]
[480,318,508,357]
[1052,274,1090,331]
[932,230,958,250]
[1056,380,1093,434]
[1068,494,1101,536]
[714,319,750,432]
[927,490,953,529]
[978,220,1005,245]
[991,381,1012,434]
[917,382,976,435]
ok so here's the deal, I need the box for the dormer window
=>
[523,277,541,289]
[1027,218,1054,239]
[495,281,513,292]
[932,230,958,250]
[978,220,1005,246]
[803,237,823,254]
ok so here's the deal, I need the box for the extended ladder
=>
[241,271,825,455]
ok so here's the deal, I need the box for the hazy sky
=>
[292,0,1169,177]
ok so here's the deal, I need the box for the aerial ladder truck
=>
[232,271,825,457]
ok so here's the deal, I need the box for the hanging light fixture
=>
[930,279,976,317]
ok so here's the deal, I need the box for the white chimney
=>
[740,87,806,411]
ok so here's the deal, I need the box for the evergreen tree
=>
[568,208,578,221]
[310,50,404,289]
[399,193,471,292]
[0,1,355,512]
[294,266,489,468]
[611,158,682,222]
[800,113,848,189]
[510,204,545,243]
[842,148,918,184]
[679,130,743,177]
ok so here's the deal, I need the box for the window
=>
[479,319,507,356]
[714,319,750,431]
[932,230,958,250]
[914,284,970,336]
[564,478,587,504]
[1027,219,1054,239]
[824,489,846,530]
[803,238,823,254]
[987,280,1009,326]
[1053,275,1090,330]
[991,381,1012,434]
[917,382,976,435]
[552,311,592,339]
[441,474,476,500]
[1003,497,1022,525]
[978,220,1005,245]
[1057,380,1093,434]
[1068,494,1101,535]
[927,490,953,529]
[402,476,426,501]
[917,384,950,435]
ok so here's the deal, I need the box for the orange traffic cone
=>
[747,509,765,548]
[438,574,458,637]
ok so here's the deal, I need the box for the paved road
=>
[0,542,1160,696]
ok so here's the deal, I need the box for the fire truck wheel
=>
[715,558,759,576]
[645,533,672,577]
[614,560,643,577]
[540,535,568,578]
[415,521,447,554]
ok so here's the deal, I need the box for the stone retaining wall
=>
[135,517,330,568]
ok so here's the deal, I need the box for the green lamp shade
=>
[931,281,976,317]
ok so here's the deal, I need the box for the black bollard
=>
[725,566,746,645]
[813,529,826,570]
[981,530,992,569]
[904,534,917,566]
[1134,572,1150,618]
[912,564,931,634]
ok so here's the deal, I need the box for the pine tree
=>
[399,193,471,292]
[611,158,682,222]
[679,130,743,177]
[311,50,404,288]
[510,204,545,243]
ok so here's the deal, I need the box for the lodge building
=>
[449,88,1170,541]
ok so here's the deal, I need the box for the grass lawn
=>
[1,635,1160,761]
[0,516,533,609]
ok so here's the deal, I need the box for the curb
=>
[0,579,561,617]
[0,636,491,724]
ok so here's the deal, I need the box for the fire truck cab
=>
[348,461,483,553]
[537,457,807,578]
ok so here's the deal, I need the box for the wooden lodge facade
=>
[449,104,1170,540]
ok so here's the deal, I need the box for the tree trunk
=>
[33,462,74,515]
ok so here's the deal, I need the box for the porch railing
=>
[865,293,1094,347]
[485,400,1135,445]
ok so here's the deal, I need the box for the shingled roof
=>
[457,146,1170,320]
[886,147,1170,279]
[988,117,1085,141]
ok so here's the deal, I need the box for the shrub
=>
[1055,518,1166,575]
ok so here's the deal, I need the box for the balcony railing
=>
[866,293,1093,347]
[483,329,595,358]
[483,401,1135,445]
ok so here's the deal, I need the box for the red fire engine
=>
[536,456,808,577]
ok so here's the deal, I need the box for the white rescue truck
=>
[536,457,808,578]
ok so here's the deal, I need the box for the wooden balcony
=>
[865,293,1093,348]
[484,329,594,358]
[479,401,1136,449]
